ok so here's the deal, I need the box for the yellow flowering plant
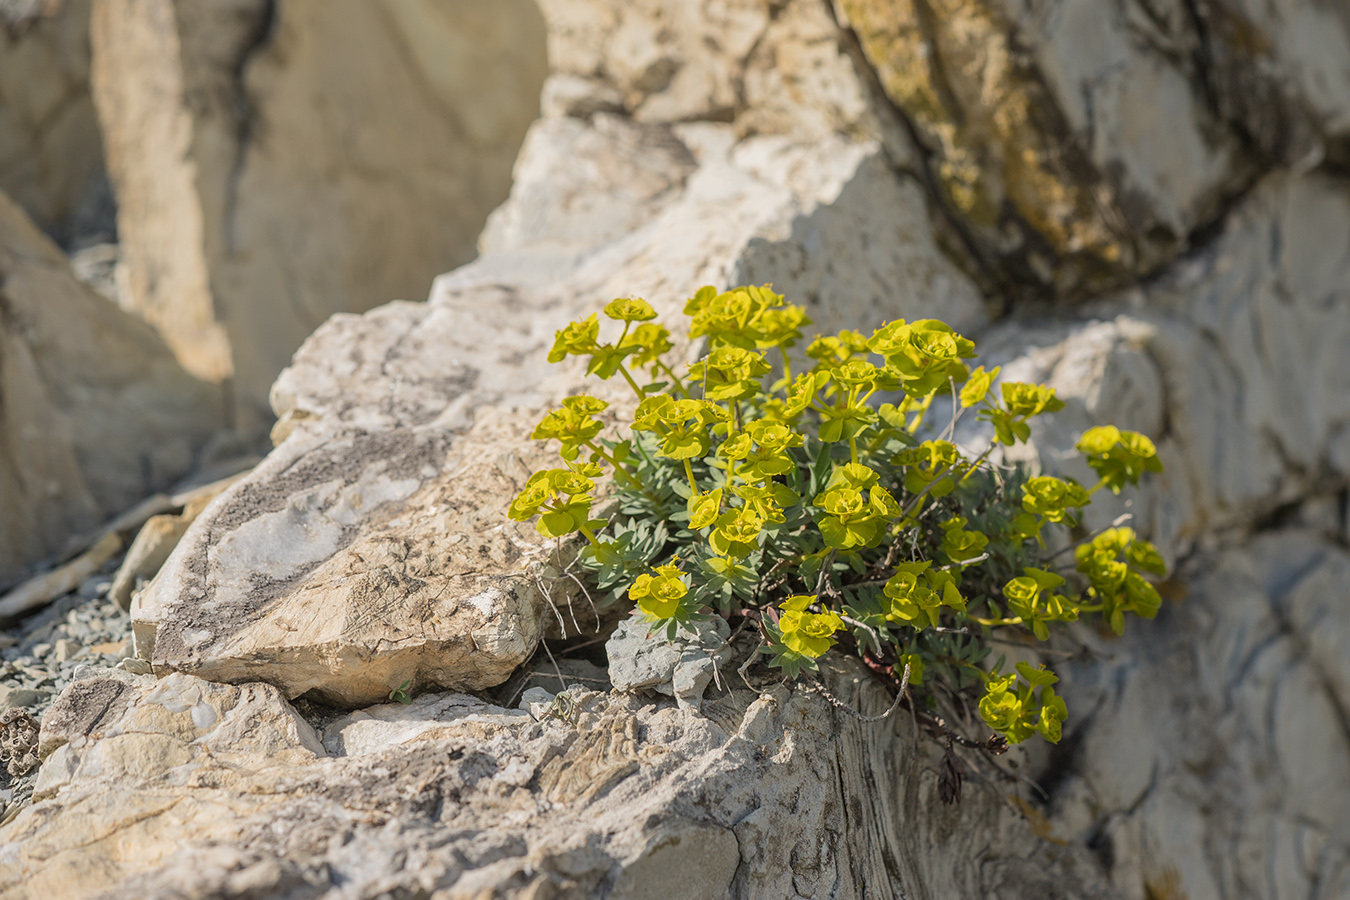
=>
[512,284,1169,746]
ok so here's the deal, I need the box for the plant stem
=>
[583,441,644,490]
[956,445,995,486]
[972,615,1023,627]
[576,522,603,549]
[682,458,699,495]
[617,363,646,399]
[908,394,934,433]
[658,361,690,397]
[897,461,957,520]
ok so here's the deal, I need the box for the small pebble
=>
[0,686,50,711]
[116,658,152,675]
[52,639,78,664]
[0,539,139,798]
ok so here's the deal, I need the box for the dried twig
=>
[803,662,911,724]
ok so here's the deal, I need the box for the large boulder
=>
[0,189,221,590]
[0,0,107,245]
[9,0,1346,896]
[89,0,548,426]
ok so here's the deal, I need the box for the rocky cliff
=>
[0,1,1348,898]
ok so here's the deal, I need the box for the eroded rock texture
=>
[837,0,1350,300]
[977,171,1350,559]
[12,533,1350,898]
[0,666,1118,900]
[89,0,548,425]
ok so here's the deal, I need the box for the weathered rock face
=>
[975,170,1350,559]
[837,0,1350,300]
[1051,530,1350,899]
[0,664,1119,900]
[89,0,548,426]
[0,0,107,245]
[132,0,985,706]
[17,525,1350,899]
[0,189,221,590]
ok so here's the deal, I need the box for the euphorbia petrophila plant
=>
[511,287,1167,748]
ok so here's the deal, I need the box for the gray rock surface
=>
[1050,530,1350,899]
[0,189,222,589]
[836,0,1350,299]
[25,531,1345,899]
[90,0,549,426]
[606,613,731,709]
[0,664,1117,900]
[977,172,1350,560]
[107,474,234,611]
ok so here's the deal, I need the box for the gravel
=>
[0,551,137,821]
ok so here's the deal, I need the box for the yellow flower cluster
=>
[512,283,1170,748]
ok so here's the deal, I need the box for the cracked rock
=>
[606,614,731,710]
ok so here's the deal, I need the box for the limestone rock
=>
[1048,532,1350,900]
[89,0,548,426]
[32,672,322,802]
[108,515,189,613]
[320,690,529,758]
[606,613,730,709]
[0,189,222,590]
[108,475,235,611]
[537,0,892,147]
[974,172,1350,557]
[131,423,547,706]
[0,688,49,713]
[836,0,1350,299]
[136,0,984,706]
[0,667,1117,900]
[0,0,107,244]
[15,530,1350,899]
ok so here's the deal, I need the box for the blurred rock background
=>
[0,0,545,588]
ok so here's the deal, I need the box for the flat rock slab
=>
[134,418,549,706]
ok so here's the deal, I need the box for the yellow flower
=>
[778,595,844,657]
[687,488,723,529]
[603,297,657,322]
[959,365,1000,407]
[628,565,688,620]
